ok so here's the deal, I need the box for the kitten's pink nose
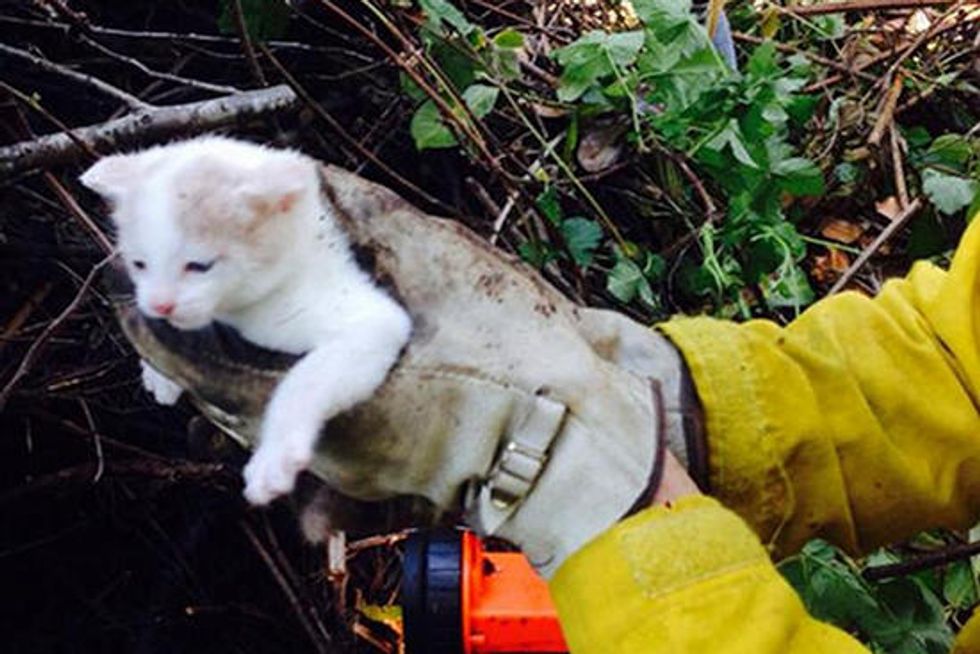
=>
[151,301,176,317]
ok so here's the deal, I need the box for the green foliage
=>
[518,187,603,268]
[779,540,957,654]
[217,0,290,40]
[908,131,980,218]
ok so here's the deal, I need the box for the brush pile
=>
[1,0,978,651]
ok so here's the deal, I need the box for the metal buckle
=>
[488,441,547,509]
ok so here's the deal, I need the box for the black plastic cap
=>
[401,529,463,654]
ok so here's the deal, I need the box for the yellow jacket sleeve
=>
[551,495,869,654]
[660,215,980,558]
[549,213,980,653]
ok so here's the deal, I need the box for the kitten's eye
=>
[184,260,215,274]
[132,260,146,271]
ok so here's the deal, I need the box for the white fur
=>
[81,137,412,505]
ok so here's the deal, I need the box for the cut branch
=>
[0,85,299,178]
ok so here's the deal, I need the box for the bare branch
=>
[788,0,955,15]
[0,42,150,110]
[0,85,299,178]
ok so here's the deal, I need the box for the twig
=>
[0,42,150,110]
[733,32,877,83]
[801,16,970,94]
[75,33,242,95]
[828,197,922,294]
[229,0,269,87]
[868,74,904,148]
[0,459,233,507]
[1,80,102,162]
[0,85,299,177]
[0,282,54,353]
[259,44,456,215]
[43,173,114,253]
[889,124,910,208]
[789,0,955,15]
[881,0,970,84]
[0,255,113,410]
[0,15,363,56]
[864,539,980,580]
[241,521,332,654]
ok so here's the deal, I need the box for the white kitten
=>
[80,137,412,505]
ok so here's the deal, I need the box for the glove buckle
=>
[466,392,567,535]
[488,441,548,510]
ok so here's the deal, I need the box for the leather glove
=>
[116,165,701,577]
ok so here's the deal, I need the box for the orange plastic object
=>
[460,531,569,653]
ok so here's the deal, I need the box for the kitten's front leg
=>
[141,360,183,405]
[242,315,409,505]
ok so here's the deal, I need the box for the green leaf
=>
[922,134,974,170]
[493,28,524,48]
[217,0,291,40]
[943,561,978,610]
[607,257,648,303]
[418,0,475,36]
[706,120,759,169]
[535,187,562,225]
[561,218,602,266]
[461,83,499,118]
[922,168,980,215]
[746,42,779,79]
[518,240,559,268]
[760,264,815,310]
[553,30,644,102]
[774,157,825,197]
[410,100,457,150]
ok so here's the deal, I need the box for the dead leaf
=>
[876,196,902,220]
[577,121,628,173]
[820,218,864,244]
[811,248,852,284]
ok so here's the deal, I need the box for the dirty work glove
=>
[117,166,701,578]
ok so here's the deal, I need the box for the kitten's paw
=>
[141,361,183,405]
[242,439,313,506]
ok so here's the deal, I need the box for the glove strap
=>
[466,392,567,535]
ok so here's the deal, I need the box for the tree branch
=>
[0,84,299,177]
[0,42,150,110]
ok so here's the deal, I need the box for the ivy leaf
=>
[410,100,457,150]
[418,0,475,36]
[943,561,978,610]
[462,83,499,117]
[921,134,974,170]
[518,239,559,268]
[561,218,602,266]
[773,157,825,197]
[607,257,649,303]
[705,120,759,169]
[922,169,980,215]
[552,30,644,102]
[410,84,498,151]
[535,187,562,225]
[492,28,524,48]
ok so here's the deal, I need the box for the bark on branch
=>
[0,84,299,178]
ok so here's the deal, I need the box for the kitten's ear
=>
[79,152,144,199]
[242,155,314,217]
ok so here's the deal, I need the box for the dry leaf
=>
[820,218,864,244]
[876,196,902,220]
[811,248,852,284]
[577,122,628,173]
